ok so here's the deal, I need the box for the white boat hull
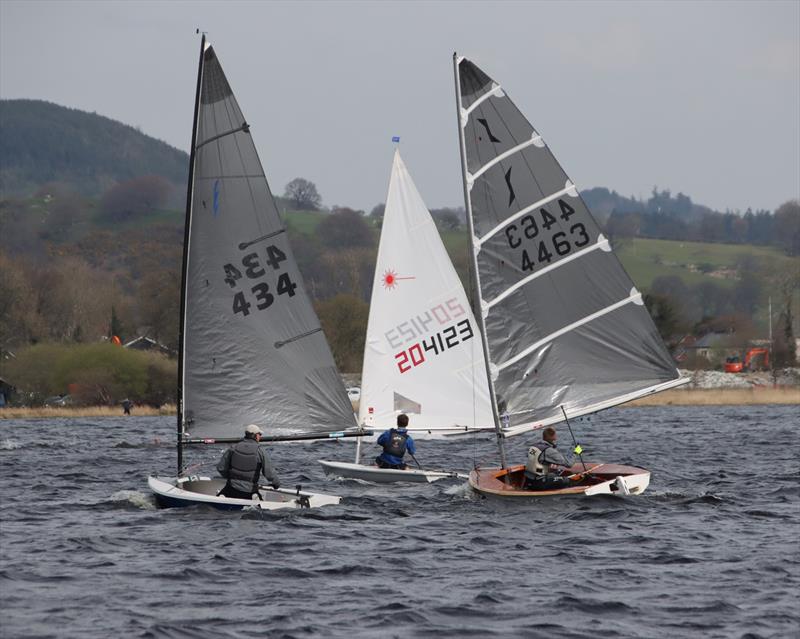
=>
[148,475,341,510]
[318,460,465,483]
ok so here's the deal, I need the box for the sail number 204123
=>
[222,244,297,317]
[394,319,474,374]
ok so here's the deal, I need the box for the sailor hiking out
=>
[523,427,576,490]
[217,424,280,499]
[375,414,416,470]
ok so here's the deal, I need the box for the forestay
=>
[454,56,684,438]
[358,150,494,432]
[181,42,355,440]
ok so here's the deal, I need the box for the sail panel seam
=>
[496,290,642,372]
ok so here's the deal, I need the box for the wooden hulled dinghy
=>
[452,54,688,500]
[469,463,650,498]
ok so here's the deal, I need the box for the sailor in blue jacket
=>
[375,414,416,469]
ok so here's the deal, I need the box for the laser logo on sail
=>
[381,268,415,290]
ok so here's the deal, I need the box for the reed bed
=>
[627,387,800,406]
[0,404,177,419]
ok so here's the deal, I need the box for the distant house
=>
[123,336,173,357]
[673,332,734,366]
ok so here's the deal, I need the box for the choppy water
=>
[1,405,798,638]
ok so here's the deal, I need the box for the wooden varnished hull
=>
[469,463,650,498]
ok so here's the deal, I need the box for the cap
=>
[245,424,262,435]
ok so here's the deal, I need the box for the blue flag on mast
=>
[392,136,400,143]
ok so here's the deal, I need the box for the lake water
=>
[1,405,798,638]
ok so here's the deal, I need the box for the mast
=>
[176,33,206,475]
[453,53,508,469]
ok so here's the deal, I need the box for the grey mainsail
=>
[454,56,685,439]
[181,42,355,440]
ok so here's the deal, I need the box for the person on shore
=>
[121,399,133,415]
[216,424,280,499]
[524,427,575,490]
[375,414,416,470]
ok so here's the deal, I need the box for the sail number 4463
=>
[222,244,297,317]
[504,199,590,270]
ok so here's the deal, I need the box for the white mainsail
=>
[357,150,494,434]
[453,55,686,440]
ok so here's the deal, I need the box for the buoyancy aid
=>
[383,429,408,458]
[525,444,547,478]
[225,438,262,492]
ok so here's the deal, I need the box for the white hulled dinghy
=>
[318,149,492,482]
[452,54,688,498]
[149,36,363,511]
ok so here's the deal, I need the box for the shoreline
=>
[626,387,799,406]
[0,388,798,419]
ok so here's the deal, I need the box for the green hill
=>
[0,99,188,197]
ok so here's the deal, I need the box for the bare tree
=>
[283,178,322,211]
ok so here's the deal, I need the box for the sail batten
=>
[477,182,576,245]
[464,83,503,117]
[496,289,643,372]
[468,134,543,184]
[486,235,610,309]
[455,56,682,437]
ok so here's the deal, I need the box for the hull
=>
[148,475,341,510]
[469,463,650,498]
[318,460,465,483]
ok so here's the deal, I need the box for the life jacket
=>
[525,444,546,478]
[225,437,262,492]
[383,429,408,458]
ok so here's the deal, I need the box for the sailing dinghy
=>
[149,36,362,510]
[453,54,688,498]
[318,149,492,482]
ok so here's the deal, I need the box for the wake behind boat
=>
[453,54,688,499]
[149,36,360,511]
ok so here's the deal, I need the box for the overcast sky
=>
[2,0,798,214]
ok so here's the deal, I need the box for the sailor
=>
[523,427,574,490]
[216,424,280,499]
[375,414,416,470]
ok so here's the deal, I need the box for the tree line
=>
[1,176,798,405]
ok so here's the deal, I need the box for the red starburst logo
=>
[381,268,415,290]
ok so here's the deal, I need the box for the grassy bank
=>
[627,387,800,406]
[0,404,176,419]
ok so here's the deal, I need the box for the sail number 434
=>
[222,244,297,317]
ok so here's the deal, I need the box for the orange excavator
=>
[724,348,770,373]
